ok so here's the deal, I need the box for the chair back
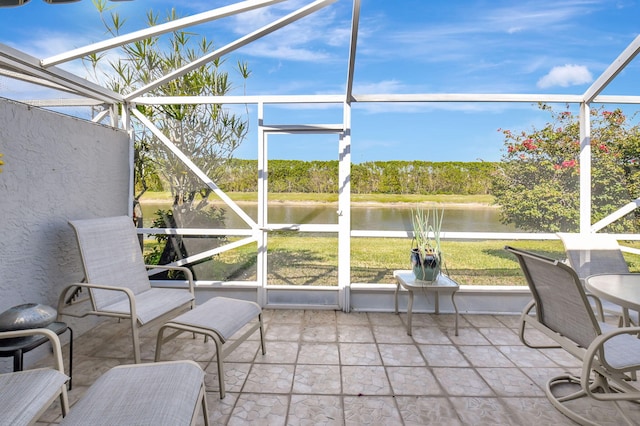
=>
[506,246,601,350]
[70,216,151,309]
[557,232,629,279]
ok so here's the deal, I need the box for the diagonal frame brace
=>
[130,107,258,229]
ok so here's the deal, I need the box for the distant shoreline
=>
[139,198,497,209]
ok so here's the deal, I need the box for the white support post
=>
[110,104,120,128]
[257,102,268,305]
[338,102,352,312]
[339,0,359,312]
[579,102,592,233]
[121,104,134,219]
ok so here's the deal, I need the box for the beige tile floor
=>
[34,309,640,425]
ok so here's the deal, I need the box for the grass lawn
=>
[146,236,594,286]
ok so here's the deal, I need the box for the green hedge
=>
[218,159,496,195]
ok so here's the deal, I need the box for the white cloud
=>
[537,64,593,88]
[353,79,406,94]
[241,43,331,62]
[225,1,348,63]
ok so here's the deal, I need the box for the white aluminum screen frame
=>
[3,0,640,311]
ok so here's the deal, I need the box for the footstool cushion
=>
[60,361,207,425]
[168,297,261,342]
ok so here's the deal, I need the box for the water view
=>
[140,202,519,232]
[139,201,538,286]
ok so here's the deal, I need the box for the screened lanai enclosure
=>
[3,0,640,313]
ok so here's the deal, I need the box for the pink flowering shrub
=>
[491,103,640,232]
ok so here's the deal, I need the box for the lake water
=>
[141,203,518,232]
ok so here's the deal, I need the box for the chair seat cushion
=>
[60,361,204,426]
[600,325,640,370]
[0,368,68,425]
[168,297,261,342]
[101,288,195,324]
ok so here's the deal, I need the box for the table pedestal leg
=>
[451,292,459,336]
[406,290,414,336]
[394,283,399,314]
[623,307,631,327]
[13,349,23,372]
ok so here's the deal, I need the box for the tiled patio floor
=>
[35,309,640,425]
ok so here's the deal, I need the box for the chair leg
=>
[155,326,166,362]
[213,337,225,399]
[59,385,70,417]
[545,374,599,426]
[518,301,561,349]
[131,318,141,364]
[518,300,535,346]
[200,382,210,426]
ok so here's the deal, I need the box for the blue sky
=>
[2,0,640,163]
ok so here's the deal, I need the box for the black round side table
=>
[0,321,73,389]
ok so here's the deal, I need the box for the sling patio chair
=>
[0,328,69,425]
[58,216,195,363]
[506,246,640,426]
[557,232,637,324]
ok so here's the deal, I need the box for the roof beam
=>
[352,93,584,103]
[0,43,123,103]
[344,0,360,104]
[41,0,288,67]
[583,34,640,103]
[20,98,106,107]
[592,95,640,104]
[124,0,337,101]
[131,94,345,104]
[0,67,78,94]
[261,124,344,133]
[131,92,640,106]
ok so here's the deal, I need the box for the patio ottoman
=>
[59,360,208,425]
[155,297,266,399]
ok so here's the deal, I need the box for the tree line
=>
[218,159,496,195]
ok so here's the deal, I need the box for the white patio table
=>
[585,273,640,326]
[393,270,459,336]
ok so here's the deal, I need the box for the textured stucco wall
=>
[0,98,130,357]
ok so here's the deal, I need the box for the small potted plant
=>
[410,206,444,281]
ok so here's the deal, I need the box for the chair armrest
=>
[585,293,605,321]
[57,283,137,320]
[58,282,136,300]
[0,328,66,375]
[145,265,195,294]
[582,325,640,401]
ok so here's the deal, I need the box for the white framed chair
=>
[58,216,195,363]
[557,232,636,323]
[507,246,640,426]
[0,328,69,425]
